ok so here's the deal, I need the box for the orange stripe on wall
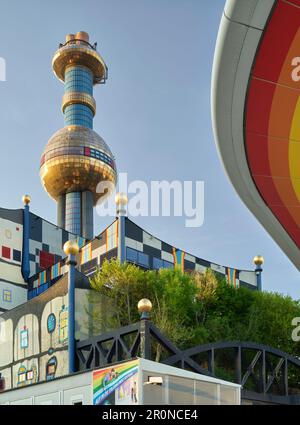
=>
[246,2,300,248]
[268,85,298,141]
[268,27,300,229]
[116,221,118,247]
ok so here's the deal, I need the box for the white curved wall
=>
[211,0,300,271]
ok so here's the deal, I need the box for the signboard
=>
[93,359,139,405]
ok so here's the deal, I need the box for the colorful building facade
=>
[0,30,260,392]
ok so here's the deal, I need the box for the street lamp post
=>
[253,255,264,292]
[138,299,152,360]
[64,240,79,374]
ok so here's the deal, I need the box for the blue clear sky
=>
[0,0,298,299]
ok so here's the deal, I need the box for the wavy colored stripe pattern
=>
[38,270,47,286]
[246,0,300,248]
[50,262,62,280]
[81,242,92,265]
[93,360,139,405]
[227,268,238,289]
[172,248,186,271]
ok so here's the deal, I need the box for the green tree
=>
[245,291,300,356]
[89,258,147,328]
[193,269,219,325]
[90,260,200,358]
[89,259,300,360]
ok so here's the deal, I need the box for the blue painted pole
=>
[116,193,128,264]
[253,256,264,292]
[21,195,31,282]
[255,266,263,292]
[138,299,152,360]
[64,240,79,374]
[67,252,77,374]
[118,216,126,264]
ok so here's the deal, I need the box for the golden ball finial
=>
[76,31,89,42]
[253,255,264,266]
[115,192,128,206]
[66,34,75,43]
[22,195,31,206]
[138,298,152,314]
[63,240,79,256]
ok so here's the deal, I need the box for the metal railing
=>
[75,319,300,405]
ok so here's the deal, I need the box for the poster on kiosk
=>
[93,360,139,405]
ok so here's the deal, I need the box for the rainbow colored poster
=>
[93,360,139,405]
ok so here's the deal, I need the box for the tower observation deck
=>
[40,32,117,239]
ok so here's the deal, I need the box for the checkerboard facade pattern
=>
[1,207,258,312]
[123,219,257,289]
[28,220,118,299]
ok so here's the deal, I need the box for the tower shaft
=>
[61,35,95,238]
[64,65,94,129]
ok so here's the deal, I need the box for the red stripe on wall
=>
[252,0,300,84]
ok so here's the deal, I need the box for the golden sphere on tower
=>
[22,195,31,206]
[138,299,152,313]
[40,126,117,205]
[63,240,80,256]
[253,255,264,266]
[115,192,128,206]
